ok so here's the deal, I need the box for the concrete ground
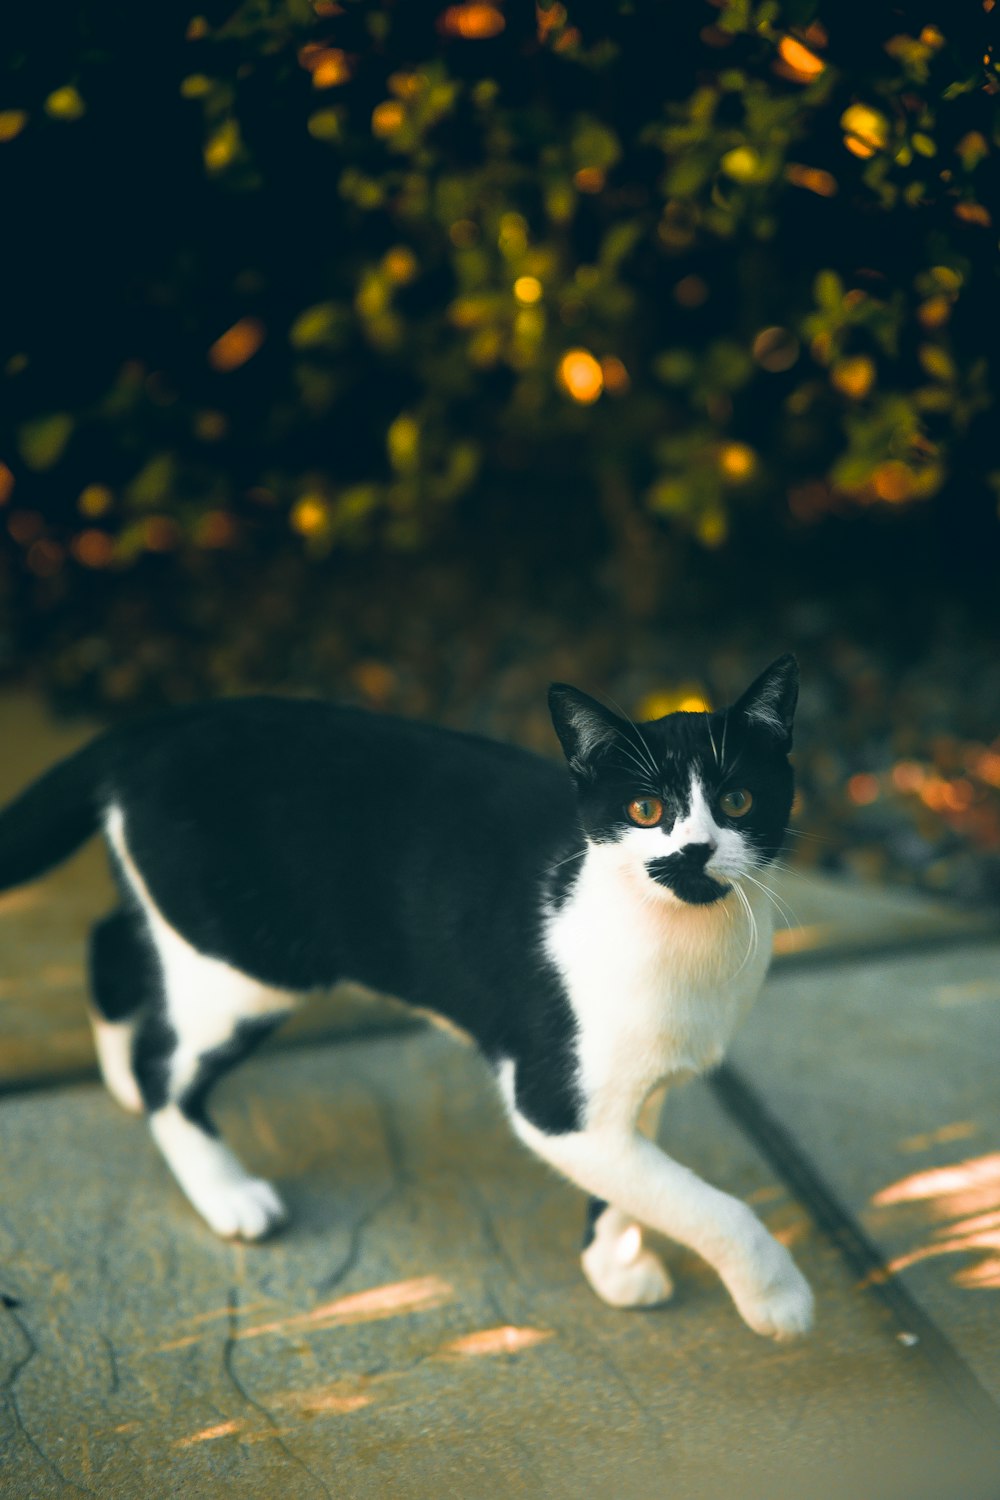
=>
[1,693,998,1498]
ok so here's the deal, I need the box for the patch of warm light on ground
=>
[441,1325,554,1356]
[873,1153,1000,1289]
[772,923,832,955]
[177,1419,241,1446]
[874,1154,1000,1207]
[237,1275,453,1340]
[900,1121,976,1153]
[277,1386,374,1415]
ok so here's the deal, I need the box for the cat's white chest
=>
[544,851,774,1128]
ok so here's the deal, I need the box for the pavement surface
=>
[1,691,999,1498]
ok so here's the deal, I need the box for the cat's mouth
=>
[645,858,731,906]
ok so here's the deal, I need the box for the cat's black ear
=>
[733,654,799,746]
[548,684,627,774]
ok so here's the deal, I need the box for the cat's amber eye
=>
[719,788,753,818]
[626,796,664,827]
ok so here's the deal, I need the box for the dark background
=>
[0,0,997,903]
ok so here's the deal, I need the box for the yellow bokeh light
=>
[840,104,888,156]
[291,495,330,536]
[45,87,86,121]
[720,146,761,183]
[558,349,603,404]
[636,687,712,720]
[0,110,28,143]
[513,275,542,304]
[718,443,757,482]
[697,512,727,548]
[0,462,14,505]
[78,483,113,518]
[204,119,240,172]
[307,110,342,143]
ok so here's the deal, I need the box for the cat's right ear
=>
[548,685,626,777]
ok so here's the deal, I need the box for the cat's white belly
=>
[544,852,774,1131]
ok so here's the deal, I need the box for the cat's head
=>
[549,655,798,906]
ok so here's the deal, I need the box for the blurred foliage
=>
[0,0,997,608]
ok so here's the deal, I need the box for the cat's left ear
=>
[734,654,799,747]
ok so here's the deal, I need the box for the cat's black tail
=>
[0,736,110,894]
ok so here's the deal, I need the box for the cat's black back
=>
[109,698,580,1057]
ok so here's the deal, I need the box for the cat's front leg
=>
[512,1110,813,1340]
[582,1085,675,1309]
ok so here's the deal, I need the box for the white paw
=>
[199,1177,289,1242]
[731,1247,815,1341]
[582,1219,675,1309]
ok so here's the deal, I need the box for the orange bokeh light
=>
[208,318,265,373]
[847,773,880,805]
[439,4,506,39]
[600,356,630,394]
[72,529,112,568]
[558,349,604,404]
[784,163,838,197]
[777,36,826,82]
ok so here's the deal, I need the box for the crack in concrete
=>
[0,1297,96,1495]
[222,1286,334,1500]
[100,1333,120,1395]
[578,1326,666,1435]
[313,1074,408,1297]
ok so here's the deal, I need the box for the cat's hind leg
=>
[105,805,298,1240]
[581,1085,675,1309]
[133,948,295,1241]
[87,909,153,1115]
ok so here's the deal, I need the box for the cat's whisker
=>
[719,708,729,771]
[601,693,662,783]
[723,745,747,783]
[729,881,758,980]
[549,848,588,873]
[610,732,662,787]
[705,713,720,767]
[739,869,798,931]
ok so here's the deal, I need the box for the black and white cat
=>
[0,654,813,1339]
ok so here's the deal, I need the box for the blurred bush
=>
[0,0,997,620]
